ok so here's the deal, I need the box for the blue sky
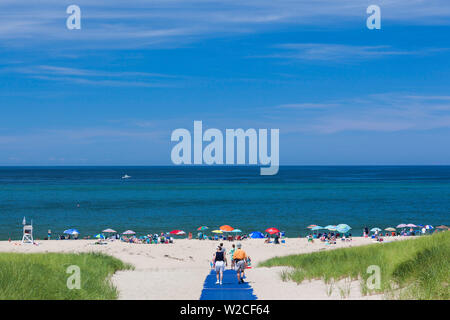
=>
[1,0,450,165]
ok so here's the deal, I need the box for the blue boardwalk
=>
[200,269,257,300]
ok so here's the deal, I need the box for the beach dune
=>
[0,237,406,300]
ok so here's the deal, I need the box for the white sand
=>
[0,236,408,299]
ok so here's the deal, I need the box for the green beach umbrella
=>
[336,224,351,233]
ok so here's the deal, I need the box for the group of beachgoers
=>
[211,242,251,285]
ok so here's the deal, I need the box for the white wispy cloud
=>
[261,44,447,62]
[3,65,183,87]
[0,0,449,49]
[266,93,450,134]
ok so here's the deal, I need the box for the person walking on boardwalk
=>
[233,243,248,284]
[213,246,227,285]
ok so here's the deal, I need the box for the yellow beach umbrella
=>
[212,230,223,234]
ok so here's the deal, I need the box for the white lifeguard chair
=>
[22,224,34,244]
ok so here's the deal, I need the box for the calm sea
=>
[0,166,449,239]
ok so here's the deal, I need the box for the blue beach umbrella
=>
[425,225,434,230]
[370,227,382,232]
[232,229,242,233]
[325,225,337,231]
[94,234,105,239]
[249,231,265,239]
[64,229,80,235]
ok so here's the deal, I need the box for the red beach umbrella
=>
[265,227,280,235]
[169,230,183,235]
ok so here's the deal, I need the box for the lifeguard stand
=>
[22,224,33,244]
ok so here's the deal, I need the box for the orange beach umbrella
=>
[219,225,234,232]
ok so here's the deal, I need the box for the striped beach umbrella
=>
[122,230,136,235]
[425,225,434,230]
[307,225,318,229]
[197,226,208,231]
[102,228,117,233]
[311,226,324,231]
[324,225,337,231]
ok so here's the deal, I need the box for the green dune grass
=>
[0,252,133,300]
[259,231,449,299]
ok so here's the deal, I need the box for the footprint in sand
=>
[164,254,184,261]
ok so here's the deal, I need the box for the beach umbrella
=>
[212,230,223,234]
[122,230,136,235]
[311,226,324,231]
[94,234,105,239]
[336,224,351,234]
[324,225,337,231]
[425,225,434,230]
[169,230,183,235]
[102,228,117,233]
[307,225,318,229]
[436,225,449,230]
[231,229,242,233]
[370,227,382,232]
[249,231,265,239]
[385,227,396,232]
[197,226,208,231]
[397,224,407,228]
[219,225,234,232]
[406,224,417,228]
[265,227,280,235]
[64,229,79,235]
[175,230,186,235]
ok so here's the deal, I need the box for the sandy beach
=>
[0,236,410,300]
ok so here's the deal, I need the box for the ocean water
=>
[0,166,449,240]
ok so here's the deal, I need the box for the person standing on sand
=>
[229,244,236,269]
[232,243,247,284]
[213,246,227,285]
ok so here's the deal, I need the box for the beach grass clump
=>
[0,252,133,300]
[259,231,450,299]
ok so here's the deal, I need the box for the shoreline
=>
[0,236,412,300]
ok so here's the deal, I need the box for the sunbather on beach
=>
[213,246,227,285]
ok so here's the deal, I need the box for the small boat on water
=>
[122,174,131,179]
